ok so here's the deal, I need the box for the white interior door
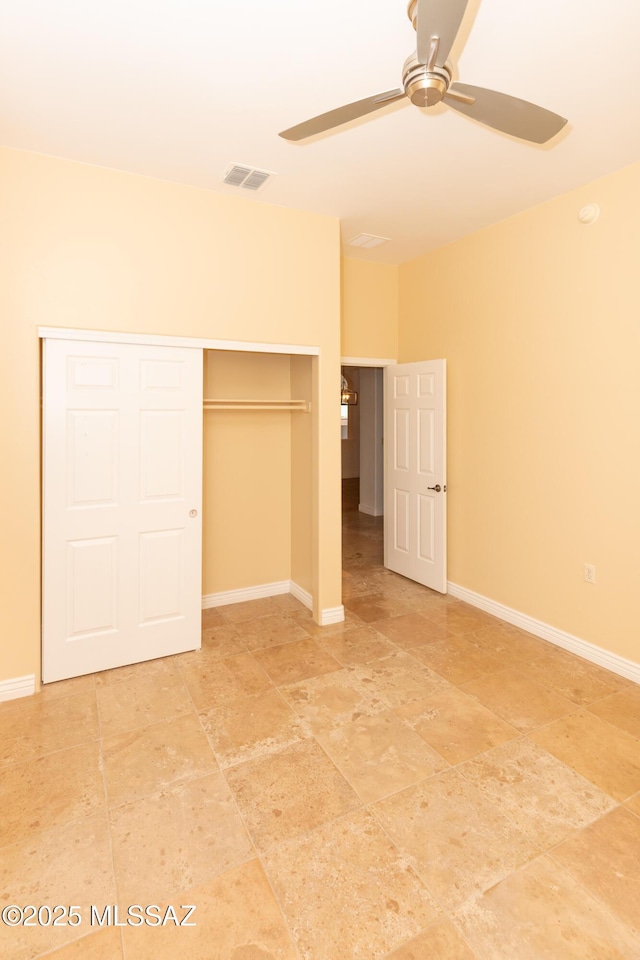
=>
[384,360,447,592]
[42,338,203,682]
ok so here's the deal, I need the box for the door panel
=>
[418,494,436,563]
[66,537,119,637]
[384,360,447,592]
[68,410,119,505]
[139,529,183,623]
[140,411,183,500]
[418,408,435,476]
[394,488,411,554]
[43,338,202,682]
[394,408,410,471]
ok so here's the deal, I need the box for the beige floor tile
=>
[368,574,434,601]
[469,623,553,661]
[588,685,640,740]
[38,673,96,700]
[453,854,640,959]
[351,650,450,708]
[280,668,387,733]
[461,665,577,732]
[0,691,99,765]
[97,670,193,737]
[526,647,630,705]
[110,772,254,903]
[529,710,640,801]
[233,614,312,651]
[121,859,297,960]
[344,593,418,622]
[341,574,376,601]
[94,655,180,687]
[224,738,360,852]
[262,810,439,960]
[252,636,341,685]
[551,806,640,934]
[269,593,310,617]
[201,605,226,625]
[178,651,273,711]
[314,624,397,665]
[316,709,447,804]
[217,597,277,621]
[415,603,494,635]
[199,688,311,768]
[199,622,247,660]
[40,930,123,959]
[411,636,505,685]
[0,816,116,960]
[0,742,104,847]
[396,685,519,764]
[386,920,477,960]
[459,738,616,848]
[174,627,247,669]
[102,713,217,807]
[626,792,640,817]
[371,612,454,648]
[372,769,540,910]
[414,590,462,609]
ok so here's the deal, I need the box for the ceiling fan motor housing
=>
[402,55,452,107]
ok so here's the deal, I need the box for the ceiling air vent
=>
[348,233,390,249]
[222,164,274,191]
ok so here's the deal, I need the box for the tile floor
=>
[2,479,640,959]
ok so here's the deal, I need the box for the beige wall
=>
[0,146,342,686]
[399,160,640,665]
[341,257,399,359]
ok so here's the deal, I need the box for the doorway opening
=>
[341,357,448,597]
[341,363,385,581]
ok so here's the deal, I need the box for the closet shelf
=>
[203,398,310,412]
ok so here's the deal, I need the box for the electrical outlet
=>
[584,563,596,584]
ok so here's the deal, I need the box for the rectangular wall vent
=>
[222,164,274,191]
[348,233,390,249]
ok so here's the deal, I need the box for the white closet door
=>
[42,338,203,682]
[384,359,447,593]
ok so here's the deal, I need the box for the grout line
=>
[209,742,308,960]
[0,733,103,772]
[95,677,122,947]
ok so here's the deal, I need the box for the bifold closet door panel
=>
[42,338,203,683]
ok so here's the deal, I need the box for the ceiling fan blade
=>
[416,0,469,67]
[278,89,406,141]
[444,82,568,143]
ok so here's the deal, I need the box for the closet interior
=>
[202,349,313,607]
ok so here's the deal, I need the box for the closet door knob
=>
[189,509,198,518]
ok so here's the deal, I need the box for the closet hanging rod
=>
[203,398,310,412]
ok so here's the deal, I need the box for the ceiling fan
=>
[279,0,568,144]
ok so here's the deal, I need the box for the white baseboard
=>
[448,581,640,685]
[202,580,290,609]
[202,580,342,628]
[289,581,313,611]
[320,605,346,626]
[0,674,36,702]
[359,504,383,517]
[201,578,314,617]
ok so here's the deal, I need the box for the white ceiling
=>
[1,0,640,264]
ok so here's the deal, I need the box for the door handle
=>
[428,484,441,492]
